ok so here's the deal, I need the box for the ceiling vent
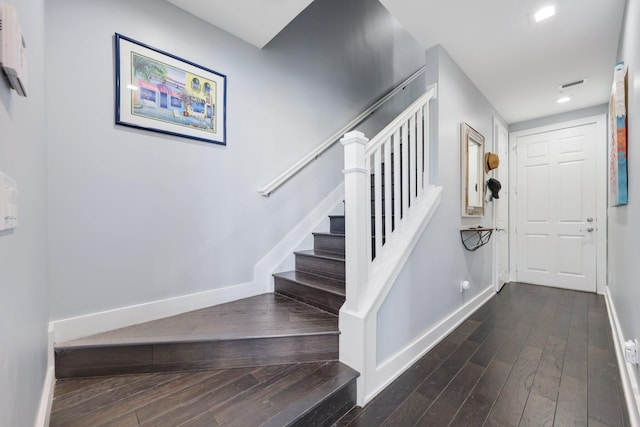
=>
[559,79,587,90]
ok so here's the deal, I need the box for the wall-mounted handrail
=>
[257,66,427,197]
[364,85,436,158]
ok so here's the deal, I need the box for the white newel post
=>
[341,131,370,312]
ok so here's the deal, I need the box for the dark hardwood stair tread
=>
[262,362,359,426]
[294,249,345,261]
[274,271,345,297]
[313,231,345,238]
[56,294,338,350]
[50,362,358,427]
[55,294,341,378]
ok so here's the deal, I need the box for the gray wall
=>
[509,104,609,133]
[0,0,49,425]
[610,0,640,401]
[45,0,425,320]
[377,45,506,362]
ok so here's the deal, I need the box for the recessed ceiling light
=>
[535,6,556,22]
[556,96,571,104]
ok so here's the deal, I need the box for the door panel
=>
[525,234,549,271]
[558,161,584,220]
[524,165,549,221]
[526,140,549,159]
[516,124,596,292]
[557,235,584,275]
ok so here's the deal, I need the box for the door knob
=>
[586,217,594,222]
[586,227,594,232]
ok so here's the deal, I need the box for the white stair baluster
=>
[373,148,383,258]
[384,139,392,248]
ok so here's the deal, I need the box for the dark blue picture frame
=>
[115,33,227,146]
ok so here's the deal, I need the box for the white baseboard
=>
[34,326,55,427]
[363,284,495,404]
[605,287,640,427]
[51,281,261,343]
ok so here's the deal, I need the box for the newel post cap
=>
[342,131,368,173]
[341,130,368,146]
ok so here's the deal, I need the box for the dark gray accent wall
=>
[45,0,425,319]
[266,0,428,145]
[267,0,424,105]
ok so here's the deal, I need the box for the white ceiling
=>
[378,0,626,123]
[165,0,314,49]
[167,0,626,124]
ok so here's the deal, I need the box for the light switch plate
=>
[0,171,18,231]
[625,339,639,365]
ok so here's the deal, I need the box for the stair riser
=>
[327,221,388,246]
[292,379,357,427]
[313,233,345,254]
[55,334,339,378]
[275,278,345,315]
[295,254,345,281]
[329,216,345,234]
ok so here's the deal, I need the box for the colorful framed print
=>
[609,61,628,206]
[115,33,226,145]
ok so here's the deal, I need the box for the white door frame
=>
[493,117,509,292]
[508,114,607,294]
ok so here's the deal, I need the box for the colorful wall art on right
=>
[609,62,628,206]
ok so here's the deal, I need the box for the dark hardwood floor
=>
[51,282,630,426]
[337,282,631,427]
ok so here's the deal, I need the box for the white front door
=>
[494,119,509,292]
[515,123,597,292]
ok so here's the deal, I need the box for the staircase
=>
[51,214,357,427]
[51,81,440,423]
[274,214,346,315]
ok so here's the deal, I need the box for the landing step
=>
[50,361,358,427]
[55,294,339,378]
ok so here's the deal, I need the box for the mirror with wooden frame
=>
[461,122,485,217]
